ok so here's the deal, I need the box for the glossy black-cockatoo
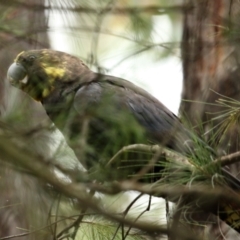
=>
[5,50,237,181]
[7,50,194,166]
[7,49,240,232]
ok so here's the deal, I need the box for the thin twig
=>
[212,151,240,167]
[111,193,143,240]
[132,146,163,182]
[123,195,152,239]
[170,196,184,240]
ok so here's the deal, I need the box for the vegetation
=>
[1,0,240,239]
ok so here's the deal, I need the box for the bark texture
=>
[181,0,240,238]
[181,0,240,171]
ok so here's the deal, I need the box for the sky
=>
[105,14,183,114]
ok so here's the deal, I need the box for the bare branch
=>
[213,151,240,167]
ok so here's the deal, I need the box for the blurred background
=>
[1,0,240,239]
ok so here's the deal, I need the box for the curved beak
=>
[7,62,28,86]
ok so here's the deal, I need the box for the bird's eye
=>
[28,55,36,61]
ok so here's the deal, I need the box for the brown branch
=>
[107,144,192,167]
[0,138,171,236]
[1,1,193,15]
[212,151,240,167]
[0,137,216,239]
[86,181,240,206]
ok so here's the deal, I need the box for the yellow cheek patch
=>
[44,67,65,80]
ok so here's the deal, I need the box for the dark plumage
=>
[9,52,194,180]
[5,50,237,182]
[7,49,240,232]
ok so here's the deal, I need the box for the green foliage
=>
[3,0,240,239]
